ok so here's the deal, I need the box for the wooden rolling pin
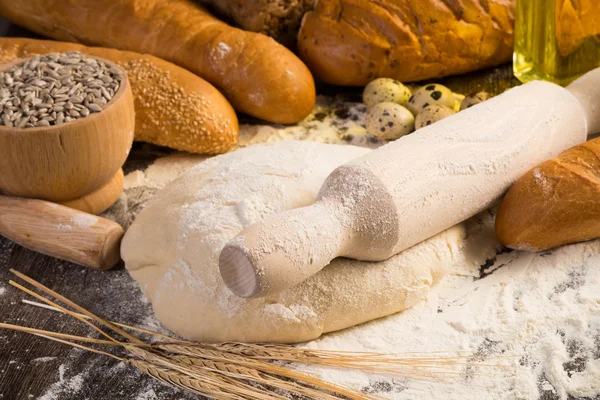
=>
[0,195,124,270]
[219,68,600,298]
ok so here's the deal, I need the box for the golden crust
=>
[298,0,515,85]
[203,0,315,48]
[556,0,600,57]
[496,138,600,251]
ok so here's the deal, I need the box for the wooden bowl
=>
[0,56,134,204]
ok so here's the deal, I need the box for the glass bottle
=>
[514,0,600,86]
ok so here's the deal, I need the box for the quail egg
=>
[366,102,415,140]
[414,104,455,130]
[406,83,456,115]
[460,91,490,110]
[363,78,412,108]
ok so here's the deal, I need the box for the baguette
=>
[0,0,316,124]
[495,138,600,251]
[0,37,238,154]
[298,0,515,85]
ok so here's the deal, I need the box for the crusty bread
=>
[298,0,515,85]
[0,0,316,124]
[0,38,238,154]
[556,0,600,56]
[495,138,600,251]
[202,0,315,48]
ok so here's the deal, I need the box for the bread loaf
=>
[298,0,515,85]
[0,38,238,154]
[556,0,600,56]
[496,138,600,251]
[202,0,314,48]
[0,0,316,124]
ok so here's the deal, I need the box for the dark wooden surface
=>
[0,18,525,400]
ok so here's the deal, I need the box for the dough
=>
[122,141,467,343]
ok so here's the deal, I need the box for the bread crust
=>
[298,0,515,85]
[202,0,315,48]
[496,138,600,251]
[0,0,316,124]
[0,37,239,154]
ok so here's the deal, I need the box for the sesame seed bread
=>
[0,38,239,154]
[0,0,316,124]
[298,0,516,85]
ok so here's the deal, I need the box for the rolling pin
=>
[219,68,600,299]
[0,195,124,270]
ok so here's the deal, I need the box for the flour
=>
[71,214,98,229]
[135,386,158,400]
[31,357,57,363]
[238,95,381,148]
[56,224,73,232]
[0,286,5,296]
[302,213,600,400]
[38,365,85,400]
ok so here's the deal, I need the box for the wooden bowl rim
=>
[0,55,130,135]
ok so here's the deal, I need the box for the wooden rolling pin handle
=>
[567,67,600,135]
[219,201,348,298]
[0,195,124,270]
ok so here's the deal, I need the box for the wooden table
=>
[0,19,527,400]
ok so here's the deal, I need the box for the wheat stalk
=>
[170,354,345,400]
[2,269,514,399]
[6,269,378,399]
[126,345,292,400]
[20,298,512,374]
[155,343,375,399]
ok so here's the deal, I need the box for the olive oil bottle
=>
[514,0,600,86]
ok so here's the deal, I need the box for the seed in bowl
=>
[0,52,124,128]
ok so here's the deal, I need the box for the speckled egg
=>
[406,84,456,115]
[365,102,414,140]
[363,78,412,108]
[460,91,490,110]
[415,104,455,130]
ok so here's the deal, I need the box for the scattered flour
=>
[31,357,56,363]
[301,216,600,400]
[0,286,6,296]
[38,364,85,400]
[238,95,380,148]
[124,153,210,190]
[71,214,98,229]
[135,386,158,400]
[55,224,73,232]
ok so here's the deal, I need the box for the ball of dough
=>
[406,84,456,115]
[415,104,455,130]
[366,102,414,140]
[363,78,412,108]
[121,141,466,343]
[460,91,490,110]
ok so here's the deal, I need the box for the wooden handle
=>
[219,202,348,298]
[0,195,124,270]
